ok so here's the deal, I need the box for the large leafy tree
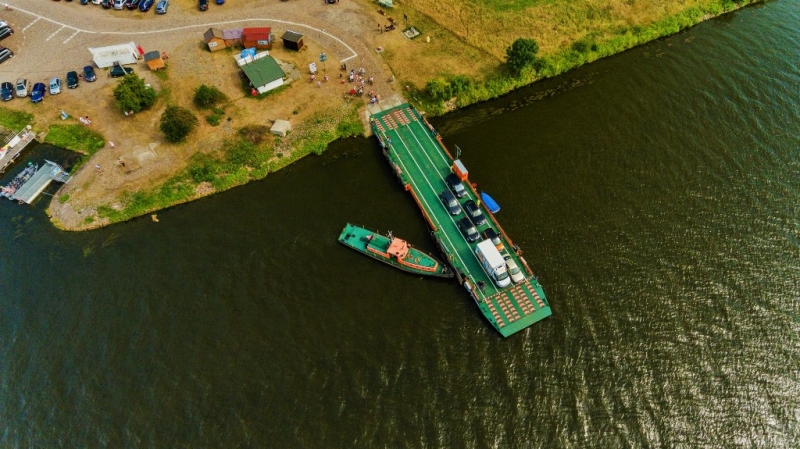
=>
[160,105,198,143]
[193,84,227,109]
[113,74,157,113]
[505,38,540,75]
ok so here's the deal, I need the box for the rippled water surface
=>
[1,2,798,447]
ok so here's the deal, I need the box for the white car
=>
[92,0,102,4]
[504,256,525,284]
[156,0,168,14]
[113,0,125,9]
[49,77,62,95]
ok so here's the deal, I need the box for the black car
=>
[439,190,462,215]
[0,82,13,101]
[457,217,480,243]
[463,199,486,226]
[83,65,97,82]
[110,63,134,78]
[483,227,504,251]
[198,0,208,10]
[101,0,112,9]
[0,26,13,42]
[126,0,142,9]
[80,0,90,4]
[66,71,79,89]
[445,173,467,198]
[0,48,12,64]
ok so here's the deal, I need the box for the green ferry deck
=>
[370,103,552,337]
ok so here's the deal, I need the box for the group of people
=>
[340,64,381,104]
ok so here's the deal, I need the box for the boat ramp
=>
[370,103,552,337]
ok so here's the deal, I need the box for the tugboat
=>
[338,223,453,278]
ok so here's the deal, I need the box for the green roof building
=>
[241,55,285,94]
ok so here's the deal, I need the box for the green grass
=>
[94,105,364,226]
[417,0,761,114]
[44,124,105,174]
[0,107,33,131]
[44,124,105,154]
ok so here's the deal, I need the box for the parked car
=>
[101,0,112,8]
[1,82,13,101]
[0,26,14,42]
[216,0,224,4]
[439,190,462,215]
[139,0,155,11]
[80,0,90,4]
[482,228,504,252]
[49,77,63,95]
[83,65,97,82]
[458,217,480,243]
[198,0,208,10]
[503,255,525,284]
[31,83,46,103]
[92,0,103,4]
[66,71,79,88]
[125,0,142,10]
[445,173,467,198]
[15,78,28,98]
[155,0,168,14]
[113,0,125,10]
[0,48,12,64]
[463,199,486,226]
[109,62,134,77]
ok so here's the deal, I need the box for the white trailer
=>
[88,42,139,68]
[475,239,511,287]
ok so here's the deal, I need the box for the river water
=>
[1,2,798,447]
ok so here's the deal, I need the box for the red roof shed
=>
[241,27,272,50]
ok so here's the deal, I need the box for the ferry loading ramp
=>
[371,104,552,337]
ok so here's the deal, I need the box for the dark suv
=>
[445,173,467,198]
[457,218,480,242]
[198,0,208,10]
[66,71,79,89]
[463,199,486,226]
[439,190,462,215]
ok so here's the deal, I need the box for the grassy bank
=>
[401,0,762,114]
[43,124,106,173]
[0,107,33,131]
[91,105,363,226]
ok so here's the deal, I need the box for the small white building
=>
[88,42,139,68]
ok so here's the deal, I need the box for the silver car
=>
[504,256,525,284]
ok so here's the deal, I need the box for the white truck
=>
[475,239,511,288]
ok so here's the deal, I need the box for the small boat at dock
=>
[338,223,453,278]
[480,192,500,213]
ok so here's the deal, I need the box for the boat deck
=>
[371,104,551,337]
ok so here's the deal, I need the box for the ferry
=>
[338,223,453,278]
[370,103,552,337]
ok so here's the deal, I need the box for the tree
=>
[193,84,227,109]
[113,74,157,113]
[505,38,540,75]
[160,105,198,143]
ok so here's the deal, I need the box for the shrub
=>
[506,38,540,75]
[160,105,198,143]
[193,84,227,109]
[113,74,157,113]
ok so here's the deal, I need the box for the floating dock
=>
[371,103,552,337]
[0,127,37,175]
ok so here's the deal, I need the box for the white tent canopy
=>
[88,42,139,68]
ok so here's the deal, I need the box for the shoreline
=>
[0,0,762,231]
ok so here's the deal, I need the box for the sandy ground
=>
[0,0,419,229]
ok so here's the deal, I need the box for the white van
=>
[475,239,510,288]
